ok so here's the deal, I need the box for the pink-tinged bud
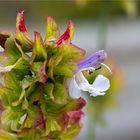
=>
[65,110,84,124]
[63,109,84,131]
[16,10,27,32]
[76,97,86,110]
[39,63,48,83]
[34,113,45,130]
[56,20,75,45]
[0,99,4,112]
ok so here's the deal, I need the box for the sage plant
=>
[0,11,110,139]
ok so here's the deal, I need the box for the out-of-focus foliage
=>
[0,1,139,26]
[75,0,138,17]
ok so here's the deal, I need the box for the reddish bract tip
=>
[77,97,86,109]
[47,16,54,21]
[34,31,40,36]
[69,20,75,29]
[56,28,69,45]
[65,110,84,123]
[39,73,48,84]
[56,20,74,46]
[34,112,45,130]
[0,99,4,112]
[34,31,44,48]
[17,10,27,32]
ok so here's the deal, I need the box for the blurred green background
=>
[0,0,140,140]
[0,0,140,23]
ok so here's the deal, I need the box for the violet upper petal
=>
[77,50,107,71]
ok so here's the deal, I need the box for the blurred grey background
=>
[75,19,140,140]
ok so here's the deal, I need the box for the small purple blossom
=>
[77,50,107,72]
[68,50,111,99]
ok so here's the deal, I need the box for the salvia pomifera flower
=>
[68,50,111,99]
[0,11,111,139]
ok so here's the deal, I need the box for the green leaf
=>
[0,64,17,73]
[12,76,38,107]
[0,84,20,107]
[0,85,10,106]
[70,44,85,61]
[62,98,86,113]
[23,110,35,129]
[12,90,26,107]
[0,57,29,73]
[14,38,29,59]
[63,44,85,62]
[14,57,29,70]
[17,129,36,140]
[54,66,73,77]
[5,37,21,61]
[22,115,33,129]
[32,32,47,62]
[44,82,54,100]
[1,108,25,132]
[2,59,28,96]
[45,16,60,41]
[45,116,61,136]
[60,124,81,140]
[47,58,55,80]
[20,76,35,90]
[21,105,41,130]
[22,97,29,109]
[31,61,48,83]
[45,101,65,114]
[53,83,67,104]
[31,62,42,74]
[4,71,21,92]
[47,49,63,79]
[53,47,64,66]
[0,130,16,140]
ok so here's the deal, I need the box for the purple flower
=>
[77,50,107,72]
[68,50,111,99]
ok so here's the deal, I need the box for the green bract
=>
[0,11,86,139]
